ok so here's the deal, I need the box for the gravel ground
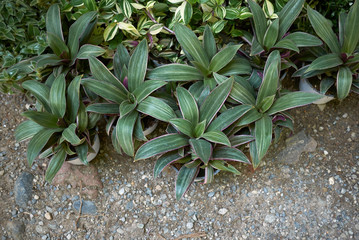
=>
[0,92,358,240]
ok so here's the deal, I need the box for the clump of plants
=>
[11,0,359,200]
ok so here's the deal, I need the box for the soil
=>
[0,92,358,239]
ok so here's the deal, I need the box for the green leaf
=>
[68,11,97,59]
[22,111,59,129]
[75,143,89,165]
[137,96,176,122]
[207,105,253,131]
[174,23,209,67]
[204,165,214,184]
[273,38,299,53]
[88,57,128,95]
[114,44,130,78]
[209,45,242,73]
[128,39,148,92]
[47,32,69,57]
[263,18,279,49]
[67,76,81,123]
[135,134,189,161]
[203,25,216,60]
[15,121,44,142]
[247,0,267,45]
[337,67,353,100]
[307,7,340,54]
[76,44,106,60]
[199,78,233,126]
[111,128,122,154]
[202,131,231,146]
[45,145,67,182]
[77,102,88,133]
[342,0,359,55]
[306,54,343,72]
[36,54,62,68]
[22,81,51,113]
[147,64,202,81]
[257,95,275,113]
[119,100,137,118]
[154,152,185,178]
[230,135,255,147]
[132,80,167,103]
[210,160,241,175]
[103,22,118,42]
[27,128,62,166]
[176,166,197,200]
[320,78,335,94]
[180,1,193,25]
[86,103,120,114]
[81,78,127,104]
[255,115,272,162]
[176,87,199,124]
[237,108,262,127]
[120,0,132,19]
[46,4,64,41]
[189,139,212,165]
[116,111,138,156]
[283,32,322,47]
[256,50,280,105]
[50,74,66,118]
[277,0,304,38]
[267,92,322,115]
[170,118,193,137]
[212,146,250,164]
[230,81,256,105]
[194,120,206,138]
[62,123,82,145]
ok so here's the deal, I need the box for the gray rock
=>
[6,220,25,240]
[186,222,194,229]
[73,200,97,215]
[14,172,34,207]
[276,130,317,164]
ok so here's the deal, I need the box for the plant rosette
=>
[15,74,101,182]
[66,131,100,165]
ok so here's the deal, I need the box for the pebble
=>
[119,188,125,195]
[45,212,53,220]
[186,222,194,229]
[218,208,228,215]
[34,195,39,200]
[14,172,34,207]
[329,177,335,185]
[324,150,329,156]
[0,170,4,176]
[342,113,348,118]
[265,214,276,223]
[319,126,324,132]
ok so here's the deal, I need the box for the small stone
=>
[14,172,34,207]
[34,195,39,200]
[218,208,228,215]
[45,212,53,220]
[137,223,144,229]
[119,188,125,195]
[155,185,162,191]
[117,228,124,234]
[73,200,97,215]
[208,192,215,197]
[324,150,329,156]
[318,126,324,132]
[351,132,356,139]
[265,214,276,223]
[7,220,25,240]
[329,177,335,185]
[186,222,194,229]
[342,113,348,118]
[0,170,4,176]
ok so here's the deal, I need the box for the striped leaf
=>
[132,80,167,103]
[46,4,64,41]
[22,111,59,129]
[203,25,216,60]
[22,81,51,113]
[255,115,272,162]
[45,145,67,182]
[189,139,212,165]
[342,0,359,55]
[209,45,242,73]
[277,0,304,38]
[176,166,198,200]
[147,64,202,81]
[76,44,106,60]
[50,74,66,118]
[337,67,353,100]
[176,87,199,124]
[137,96,176,122]
[154,152,186,178]
[263,18,279,49]
[62,123,82,145]
[86,103,120,114]
[202,131,231,146]
[116,111,138,156]
[199,78,233,126]
[210,160,241,175]
[128,39,148,92]
[230,135,255,147]
[212,146,250,164]
[174,23,209,67]
[67,76,81,123]
[135,134,189,160]
[170,118,193,137]
[283,32,322,47]
[15,121,44,142]
[247,0,267,45]
[230,81,256,105]
[307,7,340,54]
[306,54,343,72]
